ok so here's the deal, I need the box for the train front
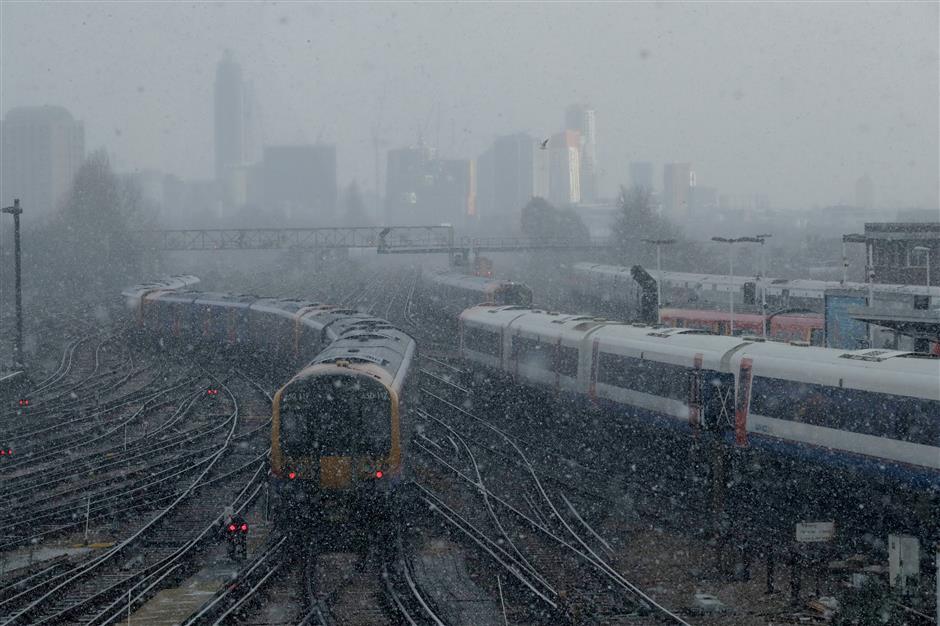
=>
[270,362,401,528]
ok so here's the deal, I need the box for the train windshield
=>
[280,376,391,458]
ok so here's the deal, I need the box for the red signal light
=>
[0,450,5,456]
[6,450,10,455]
[375,470,383,479]
[240,523,248,533]
[287,471,296,480]
[207,389,219,396]
[228,523,236,532]
[18,399,29,406]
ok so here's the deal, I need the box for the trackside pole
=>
[84,496,91,544]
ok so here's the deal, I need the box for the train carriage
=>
[422,270,533,318]
[122,279,418,531]
[270,325,416,526]
[458,304,940,487]
[733,344,940,484]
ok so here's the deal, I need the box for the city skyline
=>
[2,3,937,210]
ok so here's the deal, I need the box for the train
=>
[122,279,417,528]
[570,262,940,316]
[458,304,940,489]
[418,269,533,318]
[569,262,940,350]
[659,308,824,344]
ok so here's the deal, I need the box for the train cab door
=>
[698,370,736,433]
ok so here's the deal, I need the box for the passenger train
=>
[571,262,940,316]
[458,305,940,488]
[419,270,533,318]
[123,279,417,527]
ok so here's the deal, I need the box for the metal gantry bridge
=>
[131,226,613,257]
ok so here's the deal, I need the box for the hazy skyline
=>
[2,2,937,209]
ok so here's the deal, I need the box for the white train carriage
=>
[459,304,940,485]
[588,326,744,430]
[733,344,940,481]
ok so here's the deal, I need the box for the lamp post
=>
[754,233,773,337]
[1,199,23,368]
[913,246,931,292]
[642,238,676,323]
[711,236,763,336]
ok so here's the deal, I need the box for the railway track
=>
[0,363,272,625]
[411,365,690,624]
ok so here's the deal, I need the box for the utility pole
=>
[642,238,676,323]
[755,234,773,337]
[711,236,762,336]
[2,199,24,368]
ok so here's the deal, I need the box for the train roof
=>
[121,275,201,299]
[733,343,940,400]
[592,324,748,371]
[193,292,258,307]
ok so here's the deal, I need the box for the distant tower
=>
[855,173,875,210]
[662,163,693,221]
[1,105,85,217]
[214,51,247,182]
[565,104,596,202]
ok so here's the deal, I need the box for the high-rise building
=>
[549,130,581,205]
[855,174,875,210]
[214,50,260,210]
[629,161,654,191]
[385,146,473,226]
[215,51,245,180]
[493,133,537,217]
[262,144,337,221]
[662,162,693,221]
[1,105,85,217]
[565,104,596,202]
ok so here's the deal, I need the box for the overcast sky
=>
[2,2,938,209]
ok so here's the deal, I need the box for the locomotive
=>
[123,279,417,528]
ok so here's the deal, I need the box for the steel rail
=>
[0,372,242,625]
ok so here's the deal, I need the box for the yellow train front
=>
[270,325,416,533]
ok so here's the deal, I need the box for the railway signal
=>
[224,514,248,560]
[207,388,219,396]
[18,398,29,406]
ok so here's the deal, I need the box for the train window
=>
[750,376,940,447]
[513,336,550,370]
[913,295,929,310]
[280,377,391,457]
[597,352,688,402]
[464,326,501,357]
[556,346,579,377]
